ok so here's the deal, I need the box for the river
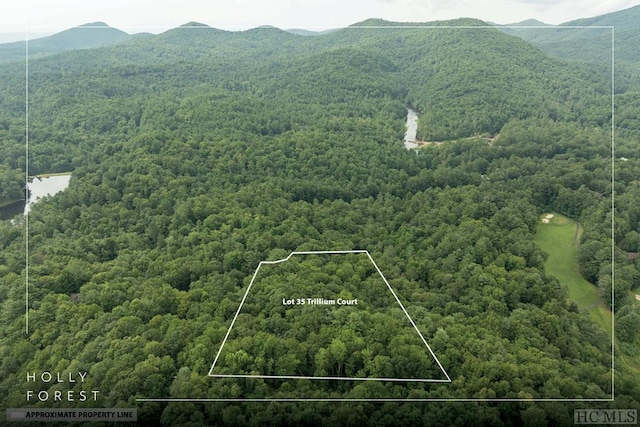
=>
[404,109,419,149]
[0,174,71,220]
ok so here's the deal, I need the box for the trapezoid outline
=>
[207,249,452,383]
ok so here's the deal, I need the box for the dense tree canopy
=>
[0,18,638,426]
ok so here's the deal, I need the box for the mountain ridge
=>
[504,19,551,27]
[497,3,640,69]
[560,4,640,26]
[0,22,130,63]
[5,12,608,142]
[1,3,638,64]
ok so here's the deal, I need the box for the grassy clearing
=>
[535,212,612,334]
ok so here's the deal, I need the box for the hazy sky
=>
[1,0,638,38]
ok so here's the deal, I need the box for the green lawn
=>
[535,212,612,334]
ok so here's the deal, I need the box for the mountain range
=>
[1,4,639,66]
[498,4,640,66]
[0,3,639,424]
[0,16,611,148]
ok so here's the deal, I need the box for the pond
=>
[0,199,25,221]
[25,174,72,214]
[0,173,71,220]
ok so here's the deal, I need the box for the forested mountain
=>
[0,12,639,426]
[506,19,551,27]
[497,4,640,152]
[0,22,131,63]
[499,4,640,91]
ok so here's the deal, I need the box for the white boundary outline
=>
[25,32,29,335]
[207,250,452,382]
[18,22,615,402]
[137,398,614,402]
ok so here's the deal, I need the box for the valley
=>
[0,9,638,426]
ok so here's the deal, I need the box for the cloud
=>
[505,0,637,14]
[512,0,559,4]
[505,0,561,12]
[589,0,640,15]
[1,0,634,34]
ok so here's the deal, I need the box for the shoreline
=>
[0,199,26,209]
[29,171,73,180]
[29,171,73,182]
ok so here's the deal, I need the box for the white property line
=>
[23,23,614,402]
[208,250,452,383]
[210,374,450,383]
[137,398,614,402]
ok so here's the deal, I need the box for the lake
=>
[0,199,25,221]
[0,173,71,220]
[25,174,72,214]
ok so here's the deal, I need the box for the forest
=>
[0,15,639,426]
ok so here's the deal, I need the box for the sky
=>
[0,0,638,42]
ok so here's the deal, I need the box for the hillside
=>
[0,22,130,63]
[498,5,640,81]
[7,20,608,160]
[0,15,638,426]
[496,4,640,140]
[506,19,551,27]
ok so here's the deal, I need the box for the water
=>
[404,109,419,149]
[25,174,72,214]
[0,174,71,220]
[0,199,25,221]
